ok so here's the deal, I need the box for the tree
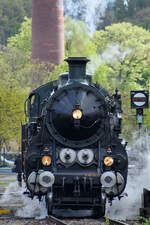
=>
[126,0,137,17]
[126,0,150,12]
[22,0,32,18]
[125,7,150,30]
[0,82,27,147]
[64,0,103,32]
[64,16,96,57]
[0,14,70,149]
[97,9,115,30]
[97,0,150,32]
[7,17,31,54]
[0,0,26,45]
[64,0,87,21]
[114,0,127,21]
[92,23,150,136]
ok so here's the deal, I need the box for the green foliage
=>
[22,0,32,18]
[7,17,31,53]
[134,216,150,225]
[64,0,87,21]
[93,64,113,91]
[125,1,150,30]
[92,23,150,90]
[92,23,150,137]
[0,14,76,148]
[0,45,62,148]
[126,0,137,17]
[0,0,26,45]
[0,44,30,147]
[0,46,30,87]
[47,61,68,82]
[0,79,27,146]
[126,0,150,14]
[114,0,127,21]
[2,12,150,146]
[105,216,110,225]
[65,16,96,57]
[97,0,150,31]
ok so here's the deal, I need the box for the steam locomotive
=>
[21,57,128,217]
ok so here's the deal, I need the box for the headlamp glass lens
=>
[72,109,82,119]
[104,156,114,166]
[42,156,51,166]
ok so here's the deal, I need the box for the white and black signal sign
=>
[131,90,149,108]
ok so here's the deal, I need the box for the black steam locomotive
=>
[22,57,128,217]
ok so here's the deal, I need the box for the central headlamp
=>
[104,156,114,166]
[42,156,51,166]
[77,149,94,165]
[72,109,82,119]
[59,148,76,164]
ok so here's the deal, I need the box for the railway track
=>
[0,191,137,225]
[108,218,131,225]
[49,215,68,225]
[0,215,136,225]
[0,184,136,225]
[55,217,136,225]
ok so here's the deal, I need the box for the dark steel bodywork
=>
[22,57,128,217]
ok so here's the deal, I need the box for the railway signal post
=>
[131,90,149,131]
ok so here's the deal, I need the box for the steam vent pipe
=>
[32,0,64,65]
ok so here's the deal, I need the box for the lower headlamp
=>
[104,156,114,166]
[42,156,51,166]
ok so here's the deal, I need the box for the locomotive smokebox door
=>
[131,90,149,109]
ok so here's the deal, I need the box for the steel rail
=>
[109,218,130,225]
[48,215,68,225]
[0,215,136,225]
[0,215,68,225]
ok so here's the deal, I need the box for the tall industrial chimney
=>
[32,0,64,65]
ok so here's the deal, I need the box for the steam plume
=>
[63,0,114,32]
[107,129,150,220]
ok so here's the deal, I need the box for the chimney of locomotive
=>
[32,0,64,65]
[65,57,90,81]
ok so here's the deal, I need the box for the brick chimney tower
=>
[32,0,64,65]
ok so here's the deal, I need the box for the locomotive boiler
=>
[22,57,128,217]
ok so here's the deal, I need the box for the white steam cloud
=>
[63,0,114,32]
[107,128,150,220]
[100,43,132,63]
[1,129,149,220]
[0,182,47,219]
[87,43,132,75]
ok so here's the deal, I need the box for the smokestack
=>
[65,57,90,80]
[32,0,64,65]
